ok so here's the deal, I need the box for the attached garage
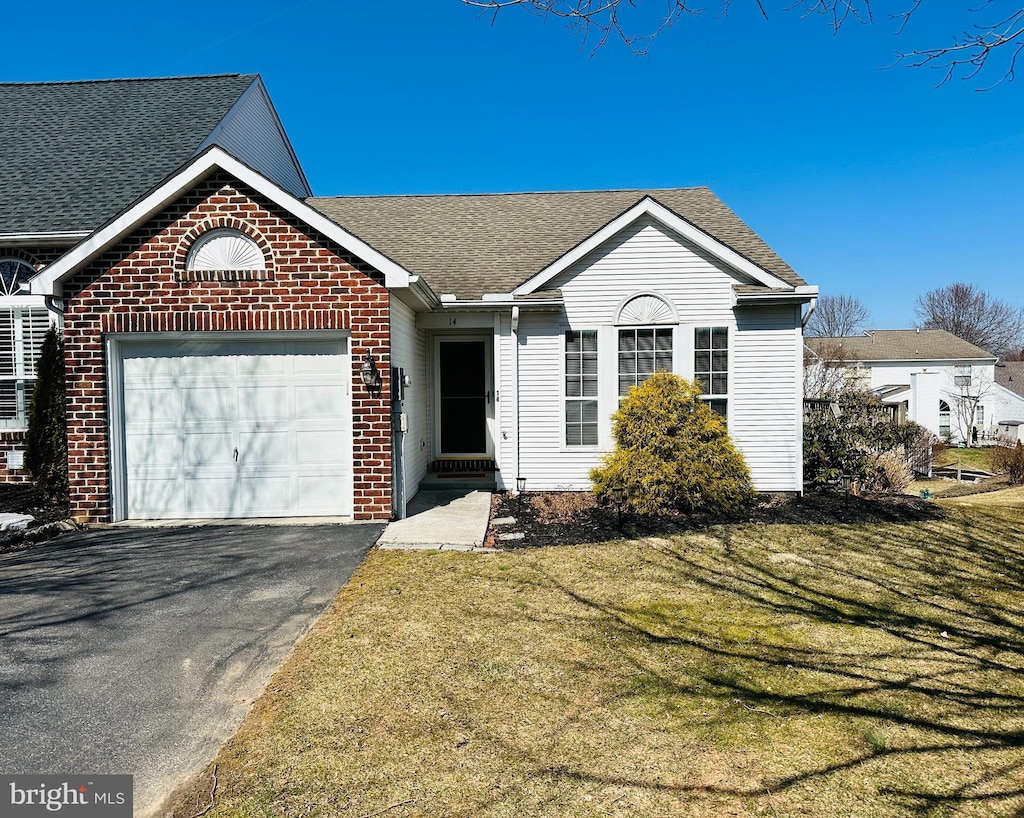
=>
[109,335,352,520]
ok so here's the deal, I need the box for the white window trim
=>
[561,326,602,451]
[694,325,731,424]
[0,296,55,430]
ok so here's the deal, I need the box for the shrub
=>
[803,388,933,493]
[992,439,1024,485]
[25,327,68,501]
[590,373,754,515]
[861,450,913,494]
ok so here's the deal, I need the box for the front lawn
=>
[165,501,1024,818]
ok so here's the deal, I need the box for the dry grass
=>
[934,447,995,472]
[164,503,1024,818]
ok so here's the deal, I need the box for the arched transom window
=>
[0,258,36,297]
[185,228,265,271]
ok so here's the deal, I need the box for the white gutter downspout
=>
[801,296,818,330]
[511,306,521,491]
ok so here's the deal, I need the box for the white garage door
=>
[119,337,351,519]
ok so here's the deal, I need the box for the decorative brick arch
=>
[0,248,42,270]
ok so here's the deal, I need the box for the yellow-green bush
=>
[590,372,754,515]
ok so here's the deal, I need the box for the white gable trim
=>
[512,197,792,296]
[31,146,411,296]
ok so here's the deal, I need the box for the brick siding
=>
[61,172,392,523]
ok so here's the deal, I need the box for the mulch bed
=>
[487,490,947,549]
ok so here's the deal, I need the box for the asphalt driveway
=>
[0,522,382,816]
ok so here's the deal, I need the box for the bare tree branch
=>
[805,294,871,338]
[462,1,1024,85]
[914,282,1024,359]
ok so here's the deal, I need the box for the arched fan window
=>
[0,258,36,296]
[616,293,676,325]
[185,229,265,271]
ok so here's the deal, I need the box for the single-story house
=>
[4,74,817,524]
[805,329,1024,442]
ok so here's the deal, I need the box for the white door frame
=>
[432,334,494,460]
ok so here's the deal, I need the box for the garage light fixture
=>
[360,351,382,391]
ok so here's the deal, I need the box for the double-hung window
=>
[565,329,599,446]
[0,259,50,429]
[618,327,672,397]
[695,326,728,416]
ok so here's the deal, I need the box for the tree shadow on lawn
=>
[507,500,1024,815]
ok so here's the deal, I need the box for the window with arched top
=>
[615,293,677,397]
[939,399,951,439]
[0,258,35,296]
[185,228,266,271]
[0,258,51,429]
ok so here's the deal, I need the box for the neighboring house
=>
[0,74,309,476]
[805,329,1024,442]
[8,74,817,524]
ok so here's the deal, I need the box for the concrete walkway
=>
[377,489,493,551]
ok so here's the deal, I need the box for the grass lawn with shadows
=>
[164,497,1024,818]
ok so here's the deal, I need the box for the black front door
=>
[439,340,487,455]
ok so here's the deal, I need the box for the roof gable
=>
[307,187,805,301]
[513,196,793,295]
[0,74,308,237]
[31,147,411,296]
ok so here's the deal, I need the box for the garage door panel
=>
[181,386,237,424]
[124,387,180,424]
[296,430,347,465]
[184,476,254,517]
[128,477,184,518]
[119,337,352,519]
[182,432,236,469]
[300,384,347,416]
[126,432,181,467]
[237,431,294,468]
[237,386,291,423]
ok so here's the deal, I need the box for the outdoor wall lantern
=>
[360,351,382,392]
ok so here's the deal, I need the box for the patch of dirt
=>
[488,490,946,549]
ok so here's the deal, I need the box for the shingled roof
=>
[0,74,259,235]
[996,361,1024,398]
[307,188,804,300]
[806,329,996,362]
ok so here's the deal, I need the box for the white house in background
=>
[806,329,1024,442]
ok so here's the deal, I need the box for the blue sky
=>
[6,1,1022,329]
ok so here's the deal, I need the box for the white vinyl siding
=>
[196,79,309,198]
[731,307,803,492]
[390,296,429,495]
[514,215,805,493]
[0,305,51,429]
